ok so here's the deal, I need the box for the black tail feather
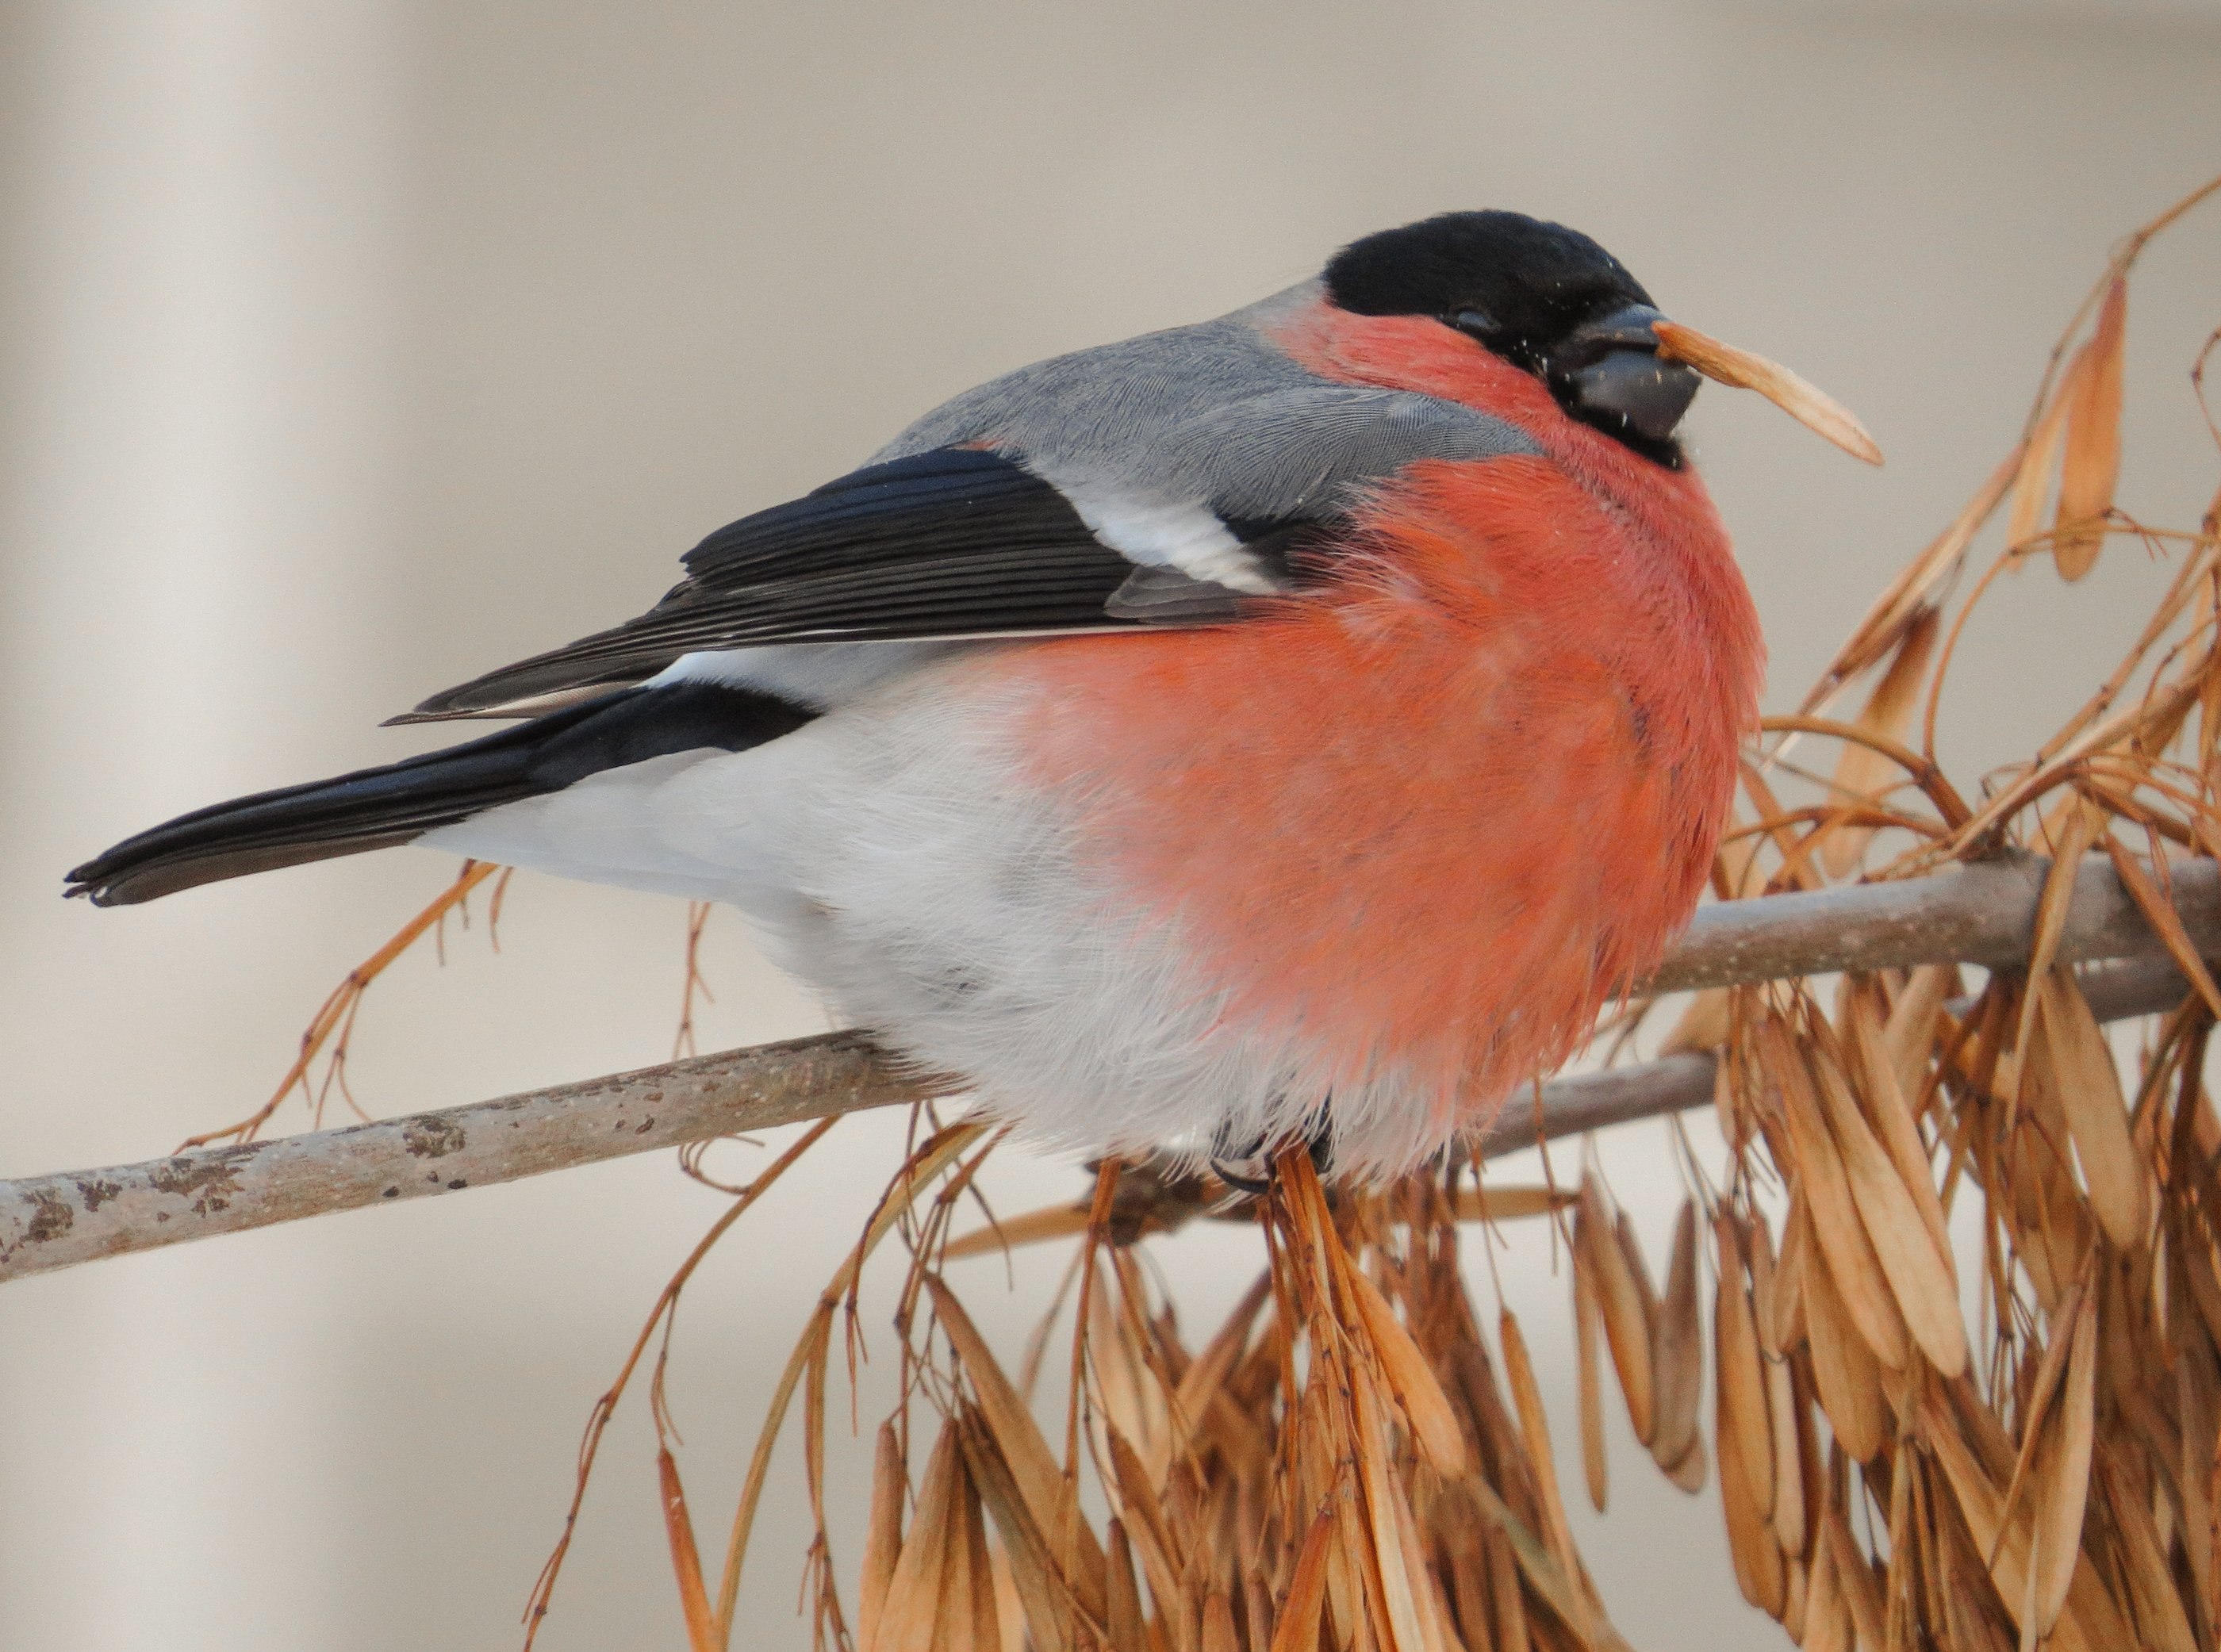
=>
[66,683,813,906]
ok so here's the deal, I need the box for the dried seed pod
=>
[2033,969,2151,1249]
[1780,1555,1809,1644]
[929,1278,1108,1617]
[1824,1514,1884,1652]
[1484,1518,1528,1652]
[1499,1308,1585,1604]
[2031,1304,2098,1635]
[1648,1201,1705,1482]
[1105,1520,1151,1652]
[655,1448,715,1652]
[1714,1213,1776,1524]
[1766,1018,1912,1370]
[1801,1516,1851,1652]
[2004,366,2077,553]
[1882,964,1951,1112]
[1809,1033,1966,1374]
[877,1421,964,1652]
[1452,1185,1576,1223]
[1842,988,1954,1269]
[1768,1198,1811,1357]
[1820,608,1938,877]
[960,1411,1079,1652]
[2100,1450,2200,1652]
[957,1457,1004,1652]
[1345,1261,1468,1477]
[1575,1248,1609,1513]
[1576,1177,1656,1444]
[1717,1371,1789,1616]
[859,1420,907,1652]
[2054,276,2127,579]
[1801,1238,1889,1463]
[1661,987,1732,1055]
[1918,1388,2131,1652]
[1270,1504,1336,1652]
[1766,1349,1807,1559]
[1651,318,1884,465]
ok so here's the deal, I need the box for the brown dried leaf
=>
[2031,1303,2097,1635]
[1802,1516,1852,1652]
[656,1449,719,1652]
[1345,1263,1469,1478]
[1717,1364,1789,1616]
[1801,1232,1889,1462]
[1651,319,1884,465]
[1453,1185,1577,1223]
[859,1421,906,1652]
[2054,276,2127,580]
[1577,1179,1655,1444]
[942,1204,1095,1261]
[878,1422,962,1652]
[1105,1520,1150,1652]
[1659,987,1732,1056]
[1498,1308,1586,1608]
[957,1457,1003,1652]
[1882,964,1952,1110]
[1811,1031,1966,1374]
[2004,368,2077,553]
[1768,1022,1912,1370]
[1575,1251,1609,1514]
[1767,1198,1810,1358]
[1352,1370,1444,1652]
[1648,1202,1704,1480]
[1820,606,1939,877]
[1824,1514,1885,1652]
[2033,970,2151,1249]
[1270,1502,1337,1652]
[927,1277,1108,1616]
[2101,1451,2200,1652]
[1765,1349,1806,1558]
[1843,990,1954,1269]
[1713,1216,1775,1522]
[961,1412,1077,1652]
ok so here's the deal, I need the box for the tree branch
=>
[3,856,2213,1284]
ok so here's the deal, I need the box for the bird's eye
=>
[1448,308,1498,338]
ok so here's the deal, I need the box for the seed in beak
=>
[1651,320,1884,466]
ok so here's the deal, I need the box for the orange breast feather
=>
[1001,315,1763,1140]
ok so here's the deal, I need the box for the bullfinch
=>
[67,210,1789,1179]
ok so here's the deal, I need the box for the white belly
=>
[422,672,1435,1173]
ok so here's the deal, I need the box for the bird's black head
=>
[1324,210,1697,466]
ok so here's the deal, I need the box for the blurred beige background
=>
[2,2,2219,1648]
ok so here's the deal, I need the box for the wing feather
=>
[405,448,1251,720]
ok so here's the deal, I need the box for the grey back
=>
[873,283,1539,522]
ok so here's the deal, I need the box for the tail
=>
[65,683,812,906]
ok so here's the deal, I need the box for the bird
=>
[67,209,1837,1180]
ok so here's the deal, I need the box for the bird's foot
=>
[1208,1110,1333,1195]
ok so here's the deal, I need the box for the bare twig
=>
[2,856,2211,1285]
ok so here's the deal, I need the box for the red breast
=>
[978,293,1764,1144]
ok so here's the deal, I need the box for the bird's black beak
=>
[1554,304,1700,443]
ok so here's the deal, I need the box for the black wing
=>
[404,448,1303,721]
